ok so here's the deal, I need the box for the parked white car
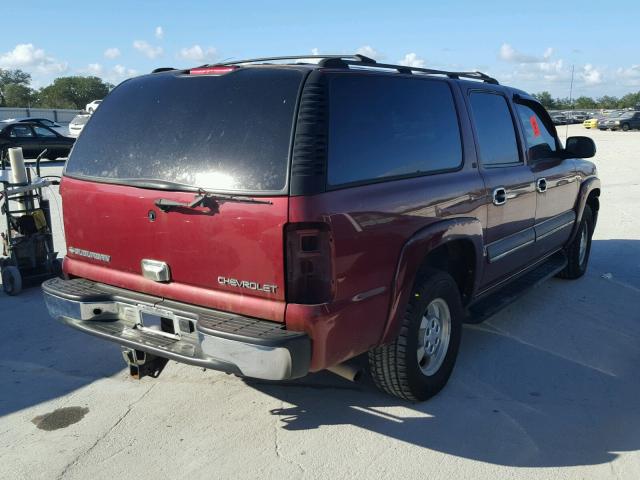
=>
[85,100,102,113]
[68,114,91,137]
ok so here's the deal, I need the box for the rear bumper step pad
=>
[42,277,310,380]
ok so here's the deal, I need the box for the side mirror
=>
[565,136,596,158]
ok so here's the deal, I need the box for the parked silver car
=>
[68,114,91,137]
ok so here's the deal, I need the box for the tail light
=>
[285,223,334,304]
[189,66,237,75]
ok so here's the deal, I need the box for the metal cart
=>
[1,150,61,295]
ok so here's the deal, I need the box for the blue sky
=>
[1,0,639,97]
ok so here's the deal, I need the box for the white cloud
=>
[356,45,379,60]
[615,65,640,86]
[177,45,217,62]
[104,48,121,59]
[133,40,163,59]
[311,48,320,56]
[0,43,67,74]
[499,43,553,64]
[112,64,137,80]
[79,63,136,84]
[581,64,602,85]
[399,53,425,68]
[155,26,164,40]
[86,63,103,75]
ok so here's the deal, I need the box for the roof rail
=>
[211,54,498,84]
[217,54,376,66]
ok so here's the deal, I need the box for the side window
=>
[9,125,34,138]
[469,92,520,166]
[328,75,462,187]
[515,102,558,160]
[34,126,57,138]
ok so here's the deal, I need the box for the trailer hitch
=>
[121,348,168,379]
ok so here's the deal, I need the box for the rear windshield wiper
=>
[108,178,273,211]
[155,191,272,212]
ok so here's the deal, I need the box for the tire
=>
[621,123,630,132]
[2,266,23,296]
[369,268,463,401]
[557,205,594,279]
[88,108,94,114]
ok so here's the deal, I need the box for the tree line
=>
[0,68,113,110]
[532,90,640,111]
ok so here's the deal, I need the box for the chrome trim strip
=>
[536,220,574,240]
[490,238,535,262]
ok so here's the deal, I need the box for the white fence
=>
[0,107,81,123]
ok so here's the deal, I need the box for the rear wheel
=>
[2,266,22,296]
[368,268,463,401]
[558,205,594,279]
[621,123,630,132]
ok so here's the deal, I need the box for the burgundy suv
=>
[43,55,600,401]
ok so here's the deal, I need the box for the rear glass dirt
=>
[65,68,303,192]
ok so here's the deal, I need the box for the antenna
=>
[565,64,575,141]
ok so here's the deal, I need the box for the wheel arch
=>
[569,177,600,244]
[379,217,484,345]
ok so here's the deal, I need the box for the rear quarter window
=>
[327,75,462,187]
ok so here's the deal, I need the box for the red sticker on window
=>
[530,115,541,137]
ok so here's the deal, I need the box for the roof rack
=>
[212,54,498,84]
[218,54,377,66]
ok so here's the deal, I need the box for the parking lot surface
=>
[1,125,639,480]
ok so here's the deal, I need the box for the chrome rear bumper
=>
[42,278,310,380]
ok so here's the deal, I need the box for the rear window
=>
[65,68,303,193]
[327,75,462,187]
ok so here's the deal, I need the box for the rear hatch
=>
[61,67,305,321]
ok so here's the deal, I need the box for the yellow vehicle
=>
[583,118,599,129]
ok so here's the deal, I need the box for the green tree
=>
[532,91,556,110]
[555,97,572,110]
[0,68,32,106]
[574,96,597,109]
[596,95,619,110]
[617,91,640,109]
[37,76,113,109]
[2,83,35,107]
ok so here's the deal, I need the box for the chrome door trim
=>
[492,187,507,205]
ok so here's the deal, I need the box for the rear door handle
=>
[492,187,507,205]
[536,178,547,193]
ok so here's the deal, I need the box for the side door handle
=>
[492,187,507,205]
[536,178,547,193]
